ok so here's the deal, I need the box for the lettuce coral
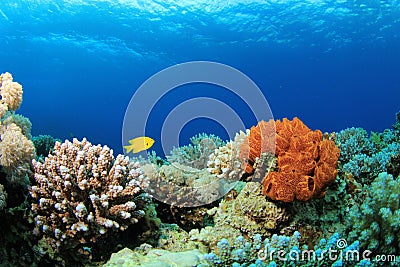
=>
[261,118,340,202]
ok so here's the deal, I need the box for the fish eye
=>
[146,143,148,146]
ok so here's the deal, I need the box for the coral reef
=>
[157,223,207,252]
[239,120,276,174]
[2,113,32,139]
[1,72,398,267]
[261,118,340,202]
[32,134,59,158]
[0,123,35,182]
[290,176,351,239]
[200,232,372,267]
[167,133,225,169]
[0,184,6,210]
[143,161,234,207]
[29,138,151,263]
[212,182,290,237]
[336,127,374,163]
[0,72,35,185]
[0,72,39,267]
[189,182,290,251]
[346,172,400,255]
[207,130,248,181]
[337,115,400,184]
[0,72,23,112]
[104,246,203,267]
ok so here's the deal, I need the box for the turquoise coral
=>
[336,127,375,163]
[346,172,400,256]
[337,116,400,184]
[32,134,58,158]
[167,133,225,169]
[199,232,371,267]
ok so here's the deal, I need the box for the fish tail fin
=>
[123,145,133,153]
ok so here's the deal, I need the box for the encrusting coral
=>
[213,182,290,237]
[245,117,340,202]
[29,138,151,262]
[189,182,290,251]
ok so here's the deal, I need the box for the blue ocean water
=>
[1,0,399,156]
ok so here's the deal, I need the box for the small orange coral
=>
[239,119,275,174]
[261,117,340,202]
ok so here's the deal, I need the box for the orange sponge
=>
[263,117,339,202]
[239,119,276,174]
[241,117,340,202]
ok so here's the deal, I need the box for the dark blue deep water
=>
[1,0,399,156]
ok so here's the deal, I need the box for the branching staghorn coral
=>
[29,138,151,262]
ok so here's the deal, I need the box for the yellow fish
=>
[124,136,155,154]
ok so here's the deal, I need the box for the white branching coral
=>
[0,72,23,111]
[207,130,248,180]
[30,138,151,256]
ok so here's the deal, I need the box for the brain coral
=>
[0,72,23,111]
[262,117,340,202]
